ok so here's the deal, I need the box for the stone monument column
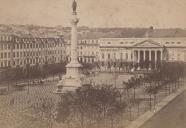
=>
[55,0,83,93]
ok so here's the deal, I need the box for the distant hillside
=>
[0,24,186,39]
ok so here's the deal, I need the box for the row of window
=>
[165,42,181,44]
[0,50,64,59]
[0,56,65,68]
[101,53,133,60]
[78,57,95,63]
[77,51,99,56]
[0,43,64,50]
[107,42,135,44]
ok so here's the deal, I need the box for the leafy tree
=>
[56,84,127,128]
[31,97,56,128]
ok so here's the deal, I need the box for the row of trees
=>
[31,85,126,128]
[29,61,186,128]
[0,62,67,85]
[123,61,186,111]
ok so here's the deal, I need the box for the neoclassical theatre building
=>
[65,36,186,71]
[98,37,186,71]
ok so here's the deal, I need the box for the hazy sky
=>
[0,0,186,28]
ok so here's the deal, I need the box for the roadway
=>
[140,90,186,128]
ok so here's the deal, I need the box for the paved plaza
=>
[0,73,185,128]
[86,72,134,87]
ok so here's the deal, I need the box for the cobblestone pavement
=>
[0,74,183,128]
[0,81,59,128]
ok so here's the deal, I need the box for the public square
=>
[0,72,185,128]
[0,0,186,128]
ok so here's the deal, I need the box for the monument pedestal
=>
[54,0,85,94]
[54,61,84,93]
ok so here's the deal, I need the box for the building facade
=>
[98,37,186,71]
[1,34,186,72]
[0,35,66,69]
[66,39,99,64]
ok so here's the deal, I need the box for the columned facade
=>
[132,49,163,70]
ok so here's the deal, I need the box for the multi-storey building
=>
[1,33,186,72]
[0,34,66,69]
[66,38,99,64]
[99,37,186,71]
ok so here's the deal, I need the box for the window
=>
[184,51,186,61]
[4,61,7,67]
[120,42,124,44]
[17,44,19,49]
[4,53,7,58]
[1,53,3,58]
[108,53,110,59]
[125,53,128,60]
[0,44,2,50]
[102,53,104,59]
[4,44,7,49]
[8,61,10,67]
[8,44,11,49]
[120,53,123,59]
[113,53,116,59]
[107,42,111,44]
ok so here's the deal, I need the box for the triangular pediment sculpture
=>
[133,39,162,48]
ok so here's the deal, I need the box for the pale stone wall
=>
[0,35,66,69]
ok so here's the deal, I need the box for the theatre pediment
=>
[133,39,162,48]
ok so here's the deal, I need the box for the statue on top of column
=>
[72,0,77,13]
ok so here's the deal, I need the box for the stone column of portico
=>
[149,50,151,70]
[143,50,146,69]
[137,50,140,70]
[160,50,163,61]
[131,50,135,72]
[155,50,157,69]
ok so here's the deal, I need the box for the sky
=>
[0,0,186,28]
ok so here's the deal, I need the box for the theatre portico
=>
[98,37,186,72]
[132,39,163,70]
